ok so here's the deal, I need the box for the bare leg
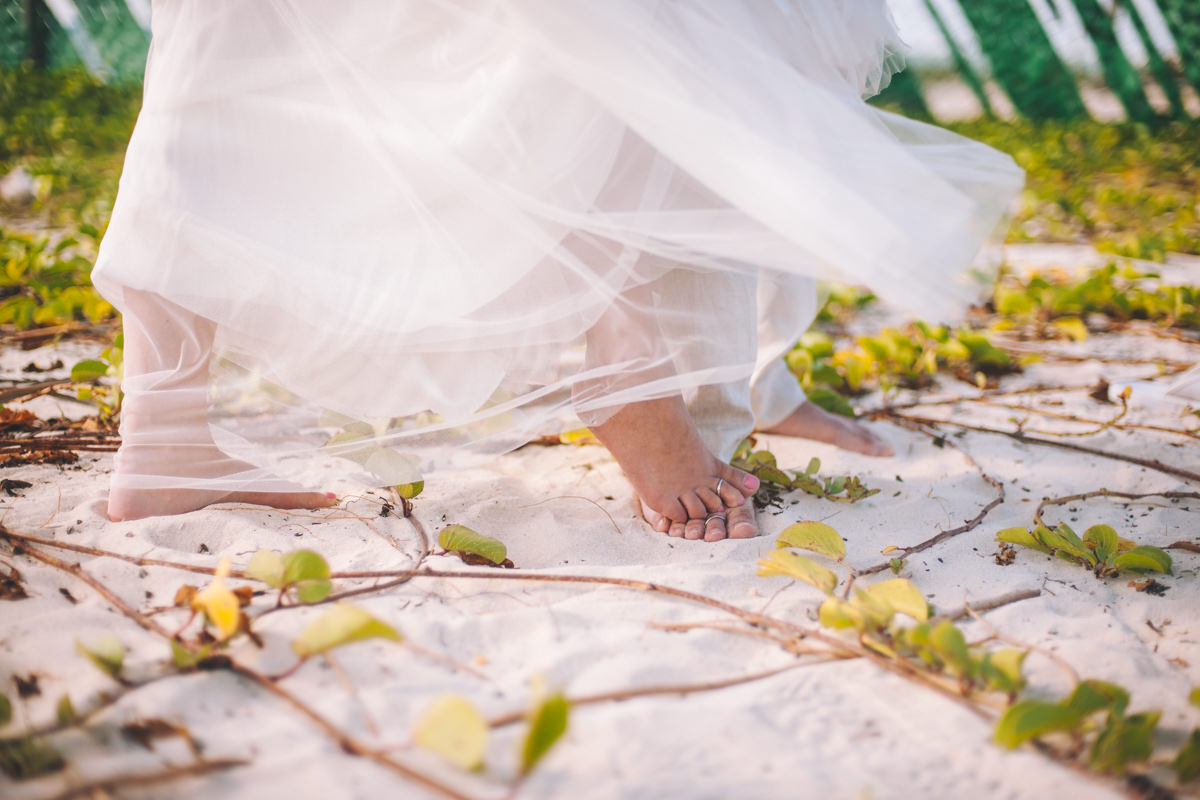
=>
[107,290,336,521]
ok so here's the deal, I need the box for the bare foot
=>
[759,402,893,457]
[107,446,336,522]
[593,396,760,541]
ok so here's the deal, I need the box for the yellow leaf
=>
[292,604,402,658]
[413,695,489,771]
[775,521,845,561]
[191,558,240,640]
[756,549,838,594]
[861,578,928,622]
[559,428,599,446]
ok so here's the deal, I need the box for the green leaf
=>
[804,457,821,476]
[756,550,838,595]
[0,694,10,727]
[246,550,285,588]
[1083,525,1118,563]
[0,737,65,779]
[817,597,866,631]
[281,550,331,585]
[1112,545,1172,575]
[861,578,928,622]
[1190,687,1200,708]
[1068,680,1130,718]
[994,699,1082,748]
[55,695,76,726]
[521,692,569,776]
[996,527,1051,554]
[807,387,856,418]
[70,358,108,382]
[1089,710,1160,774]
[395,481,424,500]
[292,604,402,658]
[75,633,124,679]
[1038,524,1095,565]
[413,695,489,771]
[980,649,1027,695]
[775,521,845,561]
[1174,729,1200,783]
[294,579,332,604]
[850,587,895,629]
[929,620,973,678]
[438,525,508,566]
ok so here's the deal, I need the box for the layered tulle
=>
[93,0,1023,491]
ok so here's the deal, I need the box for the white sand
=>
[1,246,1197,800]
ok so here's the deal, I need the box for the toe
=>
[668,520,687,538]
[715,463,756,507]
[697,486,725,513]
[679,490,708,521]
[684,518,706,540]
[640,500,671,532]
[703,513,728,542]
[727,505,758,539]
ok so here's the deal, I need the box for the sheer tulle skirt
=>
[93,0,1023,491]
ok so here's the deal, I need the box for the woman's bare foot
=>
[107,447,336,522]
[593,396,760,541]
[759,402,893,457]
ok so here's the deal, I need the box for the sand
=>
[1,245,1197,800]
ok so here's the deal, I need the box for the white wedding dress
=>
[93,0,1023,492]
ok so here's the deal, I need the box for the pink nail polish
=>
[325,492,337,499]
[744,475,760,491]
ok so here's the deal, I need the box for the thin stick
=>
[883,411,1200,484]
[42,758,250,800]
[485,662,824,728]
[228,663,478,800]
[859,421,1005,576]
[930,588,1042,624]
[964,604,1079,684]
[1033,489,1200,528]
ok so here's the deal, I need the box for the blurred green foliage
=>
[0,66,140,226]
[952,120,1200,260]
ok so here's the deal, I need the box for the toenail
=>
[743,475,759,491]
[325,492,337,499]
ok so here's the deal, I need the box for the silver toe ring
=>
[715,478,726,496]
[705,512,727,524]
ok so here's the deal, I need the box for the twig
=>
[228,663,478,800]
[485,662,822,728]
[883,411,1200,484]
[13,539,175,639]
[1033,489,1200,528]
[963,604,1079,685]
[859,420,1005,576]
[42,758,249,800]
[930,588,1042,624]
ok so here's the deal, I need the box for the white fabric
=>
[93,0,1023,490]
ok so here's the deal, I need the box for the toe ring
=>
[715,478,726,496]
[705,512,727,524]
